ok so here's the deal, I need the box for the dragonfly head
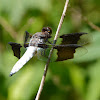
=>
[42,27,52,35]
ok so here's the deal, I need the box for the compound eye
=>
[48,30,50,33]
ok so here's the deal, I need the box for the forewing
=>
[8,42,22,59]
[24,31,32,48]
[60,33,88,45]
[54,44,81,61]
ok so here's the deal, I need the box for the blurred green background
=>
[0,0,100,100]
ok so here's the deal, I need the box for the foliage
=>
[0,0,100,100]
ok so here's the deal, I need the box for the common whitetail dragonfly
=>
[8,27,90,76]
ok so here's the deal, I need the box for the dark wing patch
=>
[24,31,32,48]
[54,44,81,61]
[60,33,87,45]
[8,42,22,59]
[24,31,30,43]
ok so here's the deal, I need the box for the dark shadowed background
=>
[0,0,100,100]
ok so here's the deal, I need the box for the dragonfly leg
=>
[47,40,53,44]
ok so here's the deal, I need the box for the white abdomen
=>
[10,46,37,76]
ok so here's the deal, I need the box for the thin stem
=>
[35,0,69,100]
[83,17,100,32]
[71,7,100,32]
[0,16,17,39]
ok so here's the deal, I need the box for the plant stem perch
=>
[35,0,69,100]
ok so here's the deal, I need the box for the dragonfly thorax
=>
[29,32,49,47]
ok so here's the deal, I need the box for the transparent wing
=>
[37,43,88,62]
[37,48,51,61]
[77,33,92,46]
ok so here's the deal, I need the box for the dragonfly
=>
[8,27,90,76]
